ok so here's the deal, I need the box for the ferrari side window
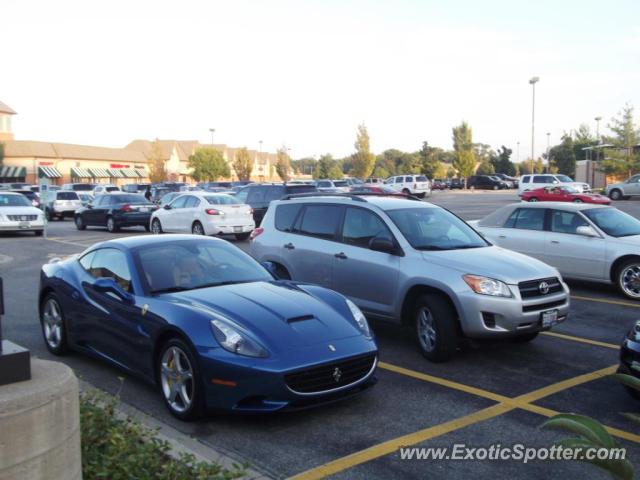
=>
[89,248,133,293]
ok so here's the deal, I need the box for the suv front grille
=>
[285,353,376,394]
[518,277,563,299]
[7,215,38,221]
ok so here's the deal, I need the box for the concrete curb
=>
[78,380,273,480]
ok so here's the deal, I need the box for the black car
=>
[74,193,157,232]
[493,173,519,188]
[449,178,464,189]
[235,183,318,225]
[467,175,509,190]
[618,320,640,399]
[12,190,41,208]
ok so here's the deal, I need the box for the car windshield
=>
[0,194,31,206]
[333,181,348,187]
[204,195,241,205]
[583,208,640,238]
[556,175,573,182]
[135,239,272,294]
[387,207,488,250]
[105,186,119,192]
[111,194,150,204]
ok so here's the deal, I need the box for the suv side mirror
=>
[576,225,598,238]
[93,277,134,304]
[369,236,396,254]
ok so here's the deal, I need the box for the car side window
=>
[550,210,589,235]
[405,177,413,182]
[79,251,96,271]
[342,207,394,248]
[504,208,546,231]
[395,177,403,184]
[275,204,303,232]
[294,205,342,240]
[265,186,285,202]
[522,176,530,183]
[235,188,249,203]
[171,196,188,209]
[87,248,133,293]
[185,196,199,208]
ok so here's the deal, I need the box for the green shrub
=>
[80,389,246,480]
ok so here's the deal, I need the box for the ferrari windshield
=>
[135,239,272,294]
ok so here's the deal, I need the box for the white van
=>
[518,174,590,196]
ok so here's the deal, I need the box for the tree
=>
[350,123,376,179]
[275,146,292,182]
[433,162,447,179]
[534,158,545,174]
[372,166,390,179]
[328,164,344,179]
[292,157,317,176]
[549,134,576,176]
[232,147,253,181]
[313,154,336,179]
[446,166,456,178]
[452,121,476,187]
[147,139,167,183]
[473,143,494,166]
[490,146,516,176]
[477,162,495,175]
[602,104,640,177]
[419,141,440,179]
[188,147,230,182]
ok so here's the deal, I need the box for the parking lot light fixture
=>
[529,76,540,174]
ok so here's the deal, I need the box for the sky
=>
[3,0,640,161]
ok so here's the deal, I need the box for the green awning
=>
[71,167,92,178]
[121,169,139,178]
[0,166,27,178]
[89,168,110,178]
[38,166,62,178]
[134,168,148,178]
[108,168,124,178]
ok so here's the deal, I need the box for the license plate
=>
[233,226,242,233]
[140,207,149,212]
[19,221,30,229]
[541,309,558,328]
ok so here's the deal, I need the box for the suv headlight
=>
[346,299,371,338]
[210,319,268,358]
[463,275,513,298]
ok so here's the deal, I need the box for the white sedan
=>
[470,202,640,299]
[150,192,254,240]
[0,191,45,235]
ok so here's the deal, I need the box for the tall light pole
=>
[517,141,520,163]
[546,132,551,172]
[209,128,215,145]
[594,116,602,162]
[529,76,540,174]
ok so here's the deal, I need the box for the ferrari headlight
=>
[210,319,268,358]
[346,299,371,338]
[463,275,513,298]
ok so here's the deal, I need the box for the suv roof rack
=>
[281,192,422,202]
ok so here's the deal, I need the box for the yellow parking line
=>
[287,403,513,480]
[571,295,640,309]
[541,331,619,350]
[45,237,88,248]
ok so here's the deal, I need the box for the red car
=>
[521,186,611,204]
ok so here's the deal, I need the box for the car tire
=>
[151,218,163,234]
[414,293,458,362]
[191,221,205,235]
[34,230,43,236]
[512,332,539,343]
[235,232,251,241]
[40,293,69,355]
[573,199,583,203]
[157,338,204,421]
[616,258,640,300]
[609,189,622,201]
[75,216,86,230]
[106,217,119,233]
[528,197,538,202]
[402,188,410,195]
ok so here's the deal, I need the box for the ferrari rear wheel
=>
[158,338,204,420]
[528,197,538,202]
[573,199,583,203]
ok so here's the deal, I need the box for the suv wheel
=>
[414,294,458,362]
[609,189,622,200]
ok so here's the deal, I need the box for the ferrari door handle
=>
[284,242,295,250]
[335,252,347,259]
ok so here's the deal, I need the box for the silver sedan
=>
[470,202,640,299]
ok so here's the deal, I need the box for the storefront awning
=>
[0,166,27,178]
[120,169,139,178]
[38,166,62,179]
[134,169,148,178]
[89,168,110,178]
[108,168,124,178]
[71,167,92,178]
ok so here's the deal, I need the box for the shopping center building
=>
[0,100,279,185]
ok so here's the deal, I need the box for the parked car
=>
[449,178,464,189]
[431,179,448,190]
[315,180,350,192]
[605,174,640,201]
[518,174,590,195]
[61,183,96,192]
[384,175,431,198]
[522,186,610,204]
[122,183,151,193]
[78,193,94,206]
[344,178,364,187]
[250,195,569,361]
[150,192,254,240]
[158,191,181,207]
[467,175,509,190]
[493,173,519,188]
[0,182,31,190]
[12,189,41,208]
[349,184,406,196]
[0,191,44,235]
[93,184,120,196]
[199,181,233,190]
[618,319,640,398]
[43,190,83,220]
[235,183,318,226]
[150,187,172,204]
[38,235,378,418]
[470,202,640,300]
[365,177,384,184]
[74,193,157,232]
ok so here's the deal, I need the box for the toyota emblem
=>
[332,367,342,383]
[538,281,550,295]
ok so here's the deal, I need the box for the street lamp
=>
[594,116,602,162]
[209,128,215,145]
[517,141,520,163]
[529,76,540,174]
[546,132,551,172]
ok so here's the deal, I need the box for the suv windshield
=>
[556,175,573,182]
[387,207,488,250]
[57,192,79,200]
[0,194,31,206]
[583,208,640,237]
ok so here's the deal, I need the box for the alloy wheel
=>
[151,219,162,234]
[42,298,63,349]
[160,346,194,413]
[107,218,115,232]
[620,264,640,299]
[192,222,204,235]
[417,307,437,352]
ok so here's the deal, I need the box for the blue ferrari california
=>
[39,235,378,419]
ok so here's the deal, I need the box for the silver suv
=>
[250,194,570,362]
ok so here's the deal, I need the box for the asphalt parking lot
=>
[2,190,640,479]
